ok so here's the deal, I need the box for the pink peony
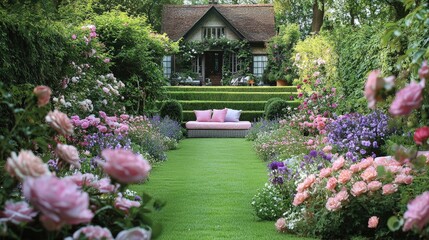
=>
[71,225,113,240]
[325,197,342,211]
[419,60,428,80]
[99,149,151,184]
[326,177,337,191]
[97,125,108,133]
[389,82,423,116]
[414,126,429,145]
[368,216,379,228]
[99,111,107,119]
[0,201,37,224]
[403,191,429,231]
[394,174,413,185]
[292,191,309,206]
[332,156,345,171]
[351,181,368,197]
[63,173,95,187]
[360,166,377,182]
[115,195,141,213]
[45,110,74,136]
[115,227,151,240]
[338,170,353,184]
[319,168,332,179]
[91,178,117,193]
[120,114,130,120]
[382,183,398,195]
[81,121,90,129]
[56,144,81,169]
[334,188,349,202]
[6,150,50,181]
[275,218,287,232]
[33,86,52,107]
[23,176,94,230]
[367,181,382,192]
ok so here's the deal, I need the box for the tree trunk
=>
[311,0,324,34]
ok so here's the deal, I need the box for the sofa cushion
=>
[194,110,212,122]
[225,108,241,122]
[186,121,251,130]
[211,109,228,122]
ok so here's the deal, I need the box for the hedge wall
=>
[166,92,297,101]
[164,86,297,93]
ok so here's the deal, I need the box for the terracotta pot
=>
[276,80,287,86]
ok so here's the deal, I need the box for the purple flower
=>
[309,150,318,158]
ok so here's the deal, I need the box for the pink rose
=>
[334,188,349,202]
[326,177,337,191]
[394,174,413,185]
[302,174,316,189]
[359,157,374,169]
[403,191,429,231]
[100,149,151,183]
[325,197,342,211]
[414,126,429,145]
[368,216,379,228]
[374,156,400,167]
[319,168,332,179]
[322,145,332,153]
[360,166,377,182]
[91,178,117,193]
[401,167,412,175]
[120,114,130,120]
[292,191,309,206]
[115,195,141,213]
[367,181,382,192]
[332,156,345,171]
[382,183,398,195]
[33,86,52,107]
[351,181,368,197]
[45,110,74,136]
[23,176,93,230]
[349,163,361,173]
[0,201,37,224]
[115,227,151,240]
[71,225,113,240]
[103,58,110,63]
[56,144,81,169]
[80,121,90,129]
[97,125,108,133]
[71,34,77,40]
[365,70,384,109]
[389,82,423,116]
[419,60,428,80]
[99,111,107,119]
[63,173,95,187]
[338,170,353,184]
[6,150,50,181]
[275,218,287,232]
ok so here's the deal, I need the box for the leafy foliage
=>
[265,100,291,120]
[159,100,183,123]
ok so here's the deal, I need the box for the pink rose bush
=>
[114,194,141,213]
[0,201,37,224]
[67,225,113,240]
[389,81,424,116]
[403,191,429,232]
[6,150,50,181]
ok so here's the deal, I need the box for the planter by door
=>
[276,80,287,86]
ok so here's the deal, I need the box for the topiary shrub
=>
[160,100,183,122]
[264,97,284,113]
[265,100,290,120]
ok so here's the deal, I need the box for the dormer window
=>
[203,27,225,39]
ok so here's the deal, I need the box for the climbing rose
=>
[403,191,429,231]
[6,150,50,181]
[56,144,81,169]
[414,126,429,145]
[23,176,93,230]
[33,86,51,107]
[275,218,287,232]
[382,184,398,195]
[100,149,151,184]
[325,197,342,211]
[45,110,74,136]
[0,201,37,224]
[389,82,423,116]
[69,225,113,240]
[368,216,379,228]
[115,227,151,240]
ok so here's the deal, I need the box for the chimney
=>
[209,0,219,4]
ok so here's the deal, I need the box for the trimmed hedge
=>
[264,97,284,113]
[160,100,183,122]
[158,100,300,111]
[183,110,264,122]
[165,86,297,92]
[265,100,290,120]
[167,92,297,101]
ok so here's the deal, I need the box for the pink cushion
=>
[211,109,228,122]
[194,110,212,122]
[186,121,251,130]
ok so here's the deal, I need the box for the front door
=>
[205,51,223,86]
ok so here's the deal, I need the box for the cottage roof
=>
[161,4,276,43]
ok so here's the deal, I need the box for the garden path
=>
[133,138,312,240]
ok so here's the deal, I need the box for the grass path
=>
[133,138,312,240]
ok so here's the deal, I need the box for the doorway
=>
[205,51,223,86]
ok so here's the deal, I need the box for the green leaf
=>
[413,49,425,63]
[387,216,403,231]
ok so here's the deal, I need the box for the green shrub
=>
[264,97,284,113]
[160,100,183,122]
[251,183,289,220]
[167,92,296,101]
[164,86,298,92]
[265,100,290,120]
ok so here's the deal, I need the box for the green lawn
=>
[133,138,314,240]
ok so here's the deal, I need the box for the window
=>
[162,56,172,78]
[192,55,203,76]
[253,55,268,77]
[203,27,225,39]
[230,53,240,73]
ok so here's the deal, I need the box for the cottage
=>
[161,1,275,86]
